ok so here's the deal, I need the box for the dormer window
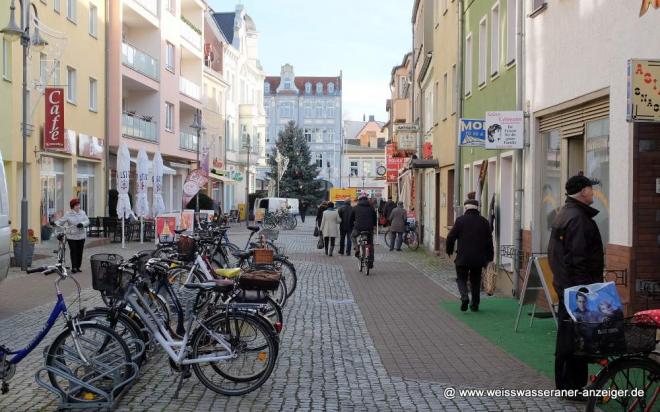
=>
[284,81,291,89]
[316,82,323,95]
[328,82,335,94]
[305,82,311,94]
[264,82,270,94]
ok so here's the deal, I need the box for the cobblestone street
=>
[0,222,582,411]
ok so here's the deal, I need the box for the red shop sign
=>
[44,88,65,149]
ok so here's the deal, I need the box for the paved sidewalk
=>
[0,221,581,410]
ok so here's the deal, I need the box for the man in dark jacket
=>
[446,199,494,312]
[350,192,377,266]
[299,200,309,223]
[383,199,396,225]
[547,174,603,393]
[388,202,407,251]
[338,197,354,255]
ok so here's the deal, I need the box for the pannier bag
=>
[239,270,282,291]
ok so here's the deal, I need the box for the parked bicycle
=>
[263,209,297,230]
[383,220,419,251]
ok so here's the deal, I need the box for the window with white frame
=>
[54,0,60,13]
[40,53,47,88]
[279,102,291,118]
[314,128,323,143]
[398,76,407,98]
[304,102,312,117]
[165,102,174,131]
[315,103,323,118]
[264,82,270,94]
[350,161,358,176]
[478,17,487,86]
[363,160,372,176]
[328,82,335,94]
[434,81,439,123]
[442,72,448,120]
[465,34,472,96]
[327,129,334,142]
[89,78,97,111]
[67,0,76,22]
[52,59,60,85]
[89,4,98,37]
[491,3,500,76]
[423,86,433,131]
[506,0,516,64]
[166,0,175,13]
[326,102,335,118]
[316,82,323,95]
[304,128,312,143]
[66,66,76,103]
[316,153,323,168]
[463,165,471,198]
[451,64,456,114]
[2,39,10,80]
[305,82,311,94]
[166,42,175,71]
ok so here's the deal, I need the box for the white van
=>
[0,151,10,281]
[253,197,300,221]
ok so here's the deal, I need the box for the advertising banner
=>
[78,134,104,159]
[156,216,177,242]
[44,88,65,150]
[386,144,407,183]
[627,59,660,122]
[182,169,208,208]
[485,111,524,149]
[458,119,485,147]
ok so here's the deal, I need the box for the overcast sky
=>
[208,0,412,122]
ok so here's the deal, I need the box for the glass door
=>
[76,175,95,216]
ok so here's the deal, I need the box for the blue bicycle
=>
[0,230,133,403]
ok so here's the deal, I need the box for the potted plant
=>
[11,228,38,267]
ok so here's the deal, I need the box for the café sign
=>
[627,59,660,122]
[44,88,65,149]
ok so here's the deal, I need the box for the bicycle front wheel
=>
[191,311,278,396]
[46,322,133,403]
[273,257,297,298]
[406,231,419,250]
[585,357,660,412]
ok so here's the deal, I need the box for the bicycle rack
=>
[35,360,139,410]
[35,338,145,410]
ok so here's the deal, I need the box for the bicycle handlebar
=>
[26,265,58,276]
[26,266,47,274]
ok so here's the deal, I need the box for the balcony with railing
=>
[129,0,158,17]
[122,42,159,81]
[123,112,158,142]
[180,130,198,152]
[180,17,202,50]
[179,76,201,100]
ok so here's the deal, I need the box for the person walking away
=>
[338,197,354,255]
[350,192,377,267]
[316,201,328,229]
[299,200,309,223]
[55,198,89,273]
[383,198,396,226]
[547,174,603,394]
[320,202,341,256]
[446,199,493,312]
[388,202,407,251]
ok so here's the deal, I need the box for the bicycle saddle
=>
[247,225,261,232]
[214,268,241,279]
[360,231,371,235]
[184,279,234,292]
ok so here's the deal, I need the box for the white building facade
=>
[264,64,343,188]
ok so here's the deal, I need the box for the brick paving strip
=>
[0,223,581,411]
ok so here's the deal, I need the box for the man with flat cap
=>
[548,173,604,395]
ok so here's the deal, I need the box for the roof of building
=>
[212,12,235,45]
[344,120,367,141]
[264,76,342,96]
[343,143,386,154]
[244,14,256,31]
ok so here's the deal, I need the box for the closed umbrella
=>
[116,143,132,248]
[152,152,166,243]
[135,148,150,243]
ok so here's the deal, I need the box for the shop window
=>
[540,130,561,251]
[350,161,358,177]
[586,118,609,245]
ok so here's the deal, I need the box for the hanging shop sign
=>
[78,134,104,159]
[639,0,660,17]
[386,144,408,183]
[44,88,65,150]
[485,111,524,149]
[458,119,485,147]
[182,169,208,208]
[422,142,433,159]
[627,59,660,122]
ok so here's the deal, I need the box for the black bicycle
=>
[356,231,373,276]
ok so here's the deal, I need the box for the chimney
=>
[363,114,366,121]
[369,115,375,122]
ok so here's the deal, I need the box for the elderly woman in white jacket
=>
[320,201,341,257]
[55,198,89,273]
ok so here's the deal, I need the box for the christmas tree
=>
[267,121,323,206]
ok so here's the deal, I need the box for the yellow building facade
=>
[1,0,106,239]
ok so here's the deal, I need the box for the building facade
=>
[1,0,107,238]
[212,5,266,211]
[264,64,342,189]
[524,0,660,312]
[107,0,206,213]
[343,117,388,198]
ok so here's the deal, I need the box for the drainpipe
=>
[512,0,525,297]
[339,70,343,188]
[453,0,464,220]
[104,0,110,213]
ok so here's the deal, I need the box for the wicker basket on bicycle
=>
[177,235,196,261]
[253,248,274,265]
[90,253,126,298]
[570,317,657,356]
[238,269,282,291]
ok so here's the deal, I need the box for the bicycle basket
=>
[90,254,125,295]
[572,318,657,356]
[239,269,281,291]
[177,235,196,260]
[259,229,279,241]
[253,248,274,265]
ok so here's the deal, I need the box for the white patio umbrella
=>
[152,152,166,243]
[135,148,150,243]
[116,143,133,249]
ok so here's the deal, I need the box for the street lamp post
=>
[2,0,47,270]
[243,133,251,225]
[190,109,204,218]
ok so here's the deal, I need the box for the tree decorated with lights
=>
[267,121,323,206]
